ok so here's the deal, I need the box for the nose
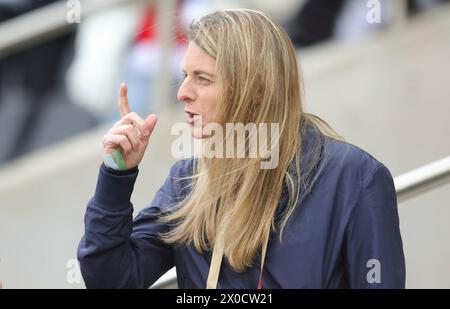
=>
[177,78,195,104]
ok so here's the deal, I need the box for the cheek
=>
[200,89,217,121]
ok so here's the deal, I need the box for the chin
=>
[191,127,205,139]
[190,118,208,139]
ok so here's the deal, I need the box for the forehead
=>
[182,41,216,73]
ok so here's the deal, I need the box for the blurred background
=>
[0,0,449,288]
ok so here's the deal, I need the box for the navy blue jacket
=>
[78,124,405,288]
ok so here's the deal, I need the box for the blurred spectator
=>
[122,0,212,121]
[0,0,56,20]
[65,0,143,124]
[408,0,450,15]
[284,0,450,48]
[284,0,346,47]
[0,0,89,164]
[66,0,213,125]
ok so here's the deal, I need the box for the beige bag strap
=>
[257,226,270,289]
[206,230,225,289]
[206,225,270,289]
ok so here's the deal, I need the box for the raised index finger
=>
[119,83,131,117]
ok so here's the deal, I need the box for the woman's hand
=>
[102,83,158,170]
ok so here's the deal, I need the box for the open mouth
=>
[185,111,201,125]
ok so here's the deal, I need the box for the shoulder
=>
[165,158,196,198]
[168,157,195,178]
[322,136,394,187]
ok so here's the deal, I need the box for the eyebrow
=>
[182,69,215,78]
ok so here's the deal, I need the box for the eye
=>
[198,76,211,85]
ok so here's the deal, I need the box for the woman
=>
[78,9,405,289]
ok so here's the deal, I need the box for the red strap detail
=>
[257,273,263,289]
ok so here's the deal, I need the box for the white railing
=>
[394,156,450,203]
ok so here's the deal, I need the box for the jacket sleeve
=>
[344,163,406,288]
[77,160,191,288]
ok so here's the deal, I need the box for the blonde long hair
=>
[160,9,344,272]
